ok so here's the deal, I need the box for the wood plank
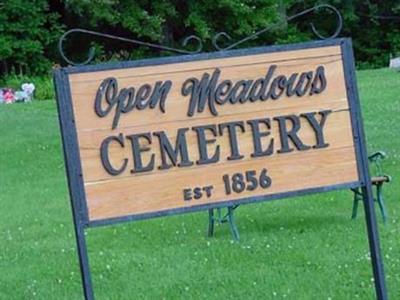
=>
[79,109,354,183]
[86,146,358,220]
[69,51,345,131]
[69,46,341,84]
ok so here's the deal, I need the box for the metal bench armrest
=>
[368,151,387,177]
[368,151,386,163]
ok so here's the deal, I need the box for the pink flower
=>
[3,89,15,104]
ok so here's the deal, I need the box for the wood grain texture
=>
[66,45,359,221]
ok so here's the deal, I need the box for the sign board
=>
[55,39,362,224]
[54,38,387,300]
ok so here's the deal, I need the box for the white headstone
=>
[389,57,400,70]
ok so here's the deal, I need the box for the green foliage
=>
[0,0,399,75]
[61,0,279,62]
[0,0,63,75]
[294,0,400,69]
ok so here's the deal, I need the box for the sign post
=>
[54,37,387,299]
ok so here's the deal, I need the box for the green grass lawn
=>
[1,68,399,300]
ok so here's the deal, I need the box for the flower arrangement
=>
[0,83,35,104]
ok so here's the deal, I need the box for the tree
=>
[1,0,399,75]
[59,0,280,63]
[287,0,400,68]
[0,0,63,75]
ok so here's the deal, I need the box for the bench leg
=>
[208,209,215,237]
[217,207,223,223]
[207,206,240,240]
[351,185,388,224]
[228,206,240,241]
[376,184,388,224]
[351,188,361,219]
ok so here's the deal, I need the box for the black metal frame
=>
[54,37,387,300]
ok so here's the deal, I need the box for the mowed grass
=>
[0,68,399,300]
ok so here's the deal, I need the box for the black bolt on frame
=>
[55,5,387,300]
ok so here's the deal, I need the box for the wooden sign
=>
[54,38,387,300]
[56,39,361,224]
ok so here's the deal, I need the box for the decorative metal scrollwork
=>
[58,29,203,66]
[58,4,342,66]
[212,4,342,51]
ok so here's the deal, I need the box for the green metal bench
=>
[351,151,391,223]
[208,151,391,240]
